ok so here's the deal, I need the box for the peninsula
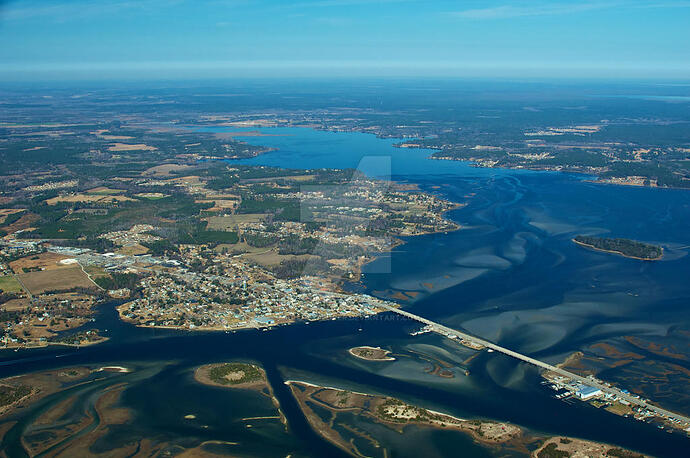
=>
[0,115,463,344]
[286,381,648,458]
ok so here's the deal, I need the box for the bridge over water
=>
[378,303,690,427]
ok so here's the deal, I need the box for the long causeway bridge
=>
[377,303,690,426]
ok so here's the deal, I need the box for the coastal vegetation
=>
[534,438,645,458]
[287,381,522,452]
[573,236,663,260]
[194,362,266,389]
[209,363,262,385]
[0,384,31,408]
[287,381,645,458]
[0,365,188,456]
[53,329,107,346]
[0,366,100,418]
[349,346,395,361]
[192,362,286,429]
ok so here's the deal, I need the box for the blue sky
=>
[1,0,689,80]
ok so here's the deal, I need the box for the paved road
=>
[11,272,31,299]
[379,303,690,426]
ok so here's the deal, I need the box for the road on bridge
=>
[378,303,690,426]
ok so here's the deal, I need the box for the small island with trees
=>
[349,346,395,361]
[573,235,663,261]
[194,362,266,389]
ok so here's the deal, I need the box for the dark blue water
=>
[2,127,689,457]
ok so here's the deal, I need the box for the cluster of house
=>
[0,239,44,261]
[119,253,390,330]
[22,179,78,192]
[99,224,162,247]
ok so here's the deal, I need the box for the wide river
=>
[2,127,689,457]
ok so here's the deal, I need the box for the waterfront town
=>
[1,107,689,455]
[1,154,688,436]
[0,230,397,345]
[0,150,459,346]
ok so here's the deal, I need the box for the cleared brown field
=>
[197,199,239,212]
[196,199,237,207]
[10,253,73,274]
[168,175,202,185]
[214,242,271,255]
[17,267,96,295]
[245,251,318,268]
[1,212,40,234]
[0,209,24,224]
[1,298,30,311]
[107,143,156,151]
[99,134,134,140]
[91,129,133,140]
[46,194,135,205]
[205,214,265,230]
[116,244,149,256]
[85,187,123,195]
[142,164,193,177]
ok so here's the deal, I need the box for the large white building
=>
[576,385,602,400]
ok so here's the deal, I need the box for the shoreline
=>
[426,152,688,191]
[284,379,381,398]
[1,336,110,351]
[344,203,462,283]
[116,307,380,334]
[202,123,687,193]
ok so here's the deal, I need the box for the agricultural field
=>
[0,275,23,293]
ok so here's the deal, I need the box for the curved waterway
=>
[2,127,690,457]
